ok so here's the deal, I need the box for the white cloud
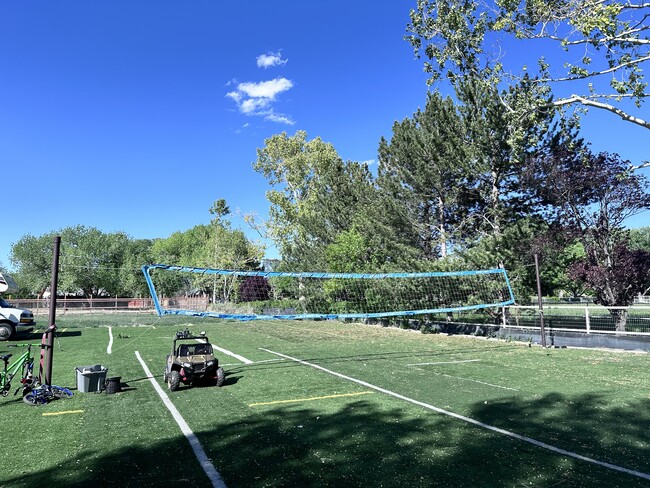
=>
[238,78,293,99]
[256,52,288,68]
[225,91,242,103]
[240,97,271,114]
[226,77,295,125]
[264,113,295,125]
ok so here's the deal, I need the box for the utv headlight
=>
[206,360,215,367]
[182,362,192,368]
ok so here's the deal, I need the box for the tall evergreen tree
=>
[378,93,469,260]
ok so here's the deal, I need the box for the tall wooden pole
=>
[534,253,547,348]
[44,236,61,386]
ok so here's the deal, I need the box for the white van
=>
[0,273,36,340]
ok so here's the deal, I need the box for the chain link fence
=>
[5,298,650,336]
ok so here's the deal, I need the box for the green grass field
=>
[1,313,649,487]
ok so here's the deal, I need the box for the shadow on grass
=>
[224,345,515,376]
[18,330,82,342]
[2,391,649,487]
[0,395,26,408]
[469,391,650,476]
[109,371,241,392]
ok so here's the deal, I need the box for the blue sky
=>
[1,2,648,271]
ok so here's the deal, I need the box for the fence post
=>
[534,254,547,347]
[585,306,590,334]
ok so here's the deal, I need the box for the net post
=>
[45,235,61,386]
[142,265,165,316]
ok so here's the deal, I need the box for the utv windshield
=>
[178,343,213,356]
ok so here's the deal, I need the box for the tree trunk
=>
[609,308,628,332]
[490,169,501,237]
[437,195,447,257]
[421,201,435,259]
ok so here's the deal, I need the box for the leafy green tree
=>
[207,199,264,302]
[151,226,211,267]
[541,241,587,298]
[254,130,339,258]
[10,233,58,297]
[207,198,261,271]
[118,238,154,297]
[55,226,131,298]
[406,0,650,133]
[324,228,378,273]
[630,227,650,252]
[149,201,263,301]
[630,227,650,297]
[254,130,377,270]
[11,226,147,298]
[459,218,544,303]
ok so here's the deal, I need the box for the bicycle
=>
[0,343,36,398]
[23,383,73,406]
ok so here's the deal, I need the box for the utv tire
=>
[216,367,225,387]
[168,371,180,391]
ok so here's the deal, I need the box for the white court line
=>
[107,326,113,354]
[135,351,227,488]
[406,359,480,366]
[260,348,650,482]
[211,344,252,364]
[221,358,287,367]
[194,340,253,364]
[406,360,518,391]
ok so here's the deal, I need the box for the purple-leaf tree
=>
[568,242,650,330]
[525,149,650,331]
[239,276,271,303]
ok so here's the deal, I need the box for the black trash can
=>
[105,376,122,394]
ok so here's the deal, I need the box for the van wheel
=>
[0,324,14,341]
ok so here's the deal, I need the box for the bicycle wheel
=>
[51,386,74,399]
[21,359,34,380]
[23,391,47,406]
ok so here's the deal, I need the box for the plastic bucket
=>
[75,365,108,393]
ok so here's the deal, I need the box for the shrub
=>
[239,276,271,302]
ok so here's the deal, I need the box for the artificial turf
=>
[1,313,649,487]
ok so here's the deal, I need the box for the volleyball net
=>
[142,264,515,321]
